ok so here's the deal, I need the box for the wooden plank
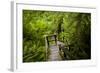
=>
[48,45,62,61]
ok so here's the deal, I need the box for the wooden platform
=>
[47,41,65,61]
[47,45,62,61]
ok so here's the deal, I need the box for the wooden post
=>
[54,35,57,45]
[44,35,48,60]
[46,37,49,48]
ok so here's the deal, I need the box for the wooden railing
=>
[58,43,88,60]
[44,34,57,60]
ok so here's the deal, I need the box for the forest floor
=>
[47,41,63,61]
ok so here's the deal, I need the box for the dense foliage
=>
[23,10,91,62]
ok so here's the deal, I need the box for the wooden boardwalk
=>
[47,41,63,61]
[45,34,66,61]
